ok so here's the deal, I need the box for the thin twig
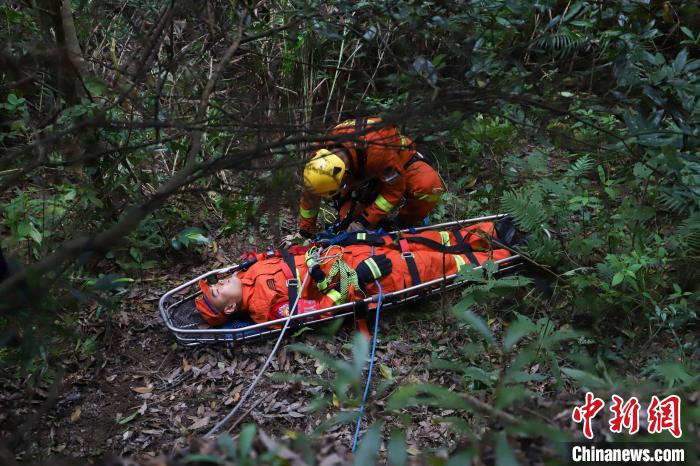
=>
[226,393,272,433]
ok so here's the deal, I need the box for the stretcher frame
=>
[159,214,524,346]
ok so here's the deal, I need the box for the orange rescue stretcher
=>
[159,214,524,346]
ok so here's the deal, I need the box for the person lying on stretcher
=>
[194,221,514,327]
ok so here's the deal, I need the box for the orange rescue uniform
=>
[299,117,445,233]
[236,222,510,324]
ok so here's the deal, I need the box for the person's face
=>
[209,276,243,315]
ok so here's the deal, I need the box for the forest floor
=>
[2,206,695,465]
[0,226,589,465]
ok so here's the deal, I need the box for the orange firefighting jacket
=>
[236,222,511,324]
[300,117,416,233]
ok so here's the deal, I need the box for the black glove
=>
[309,263,325,283]
[494,217,517,246]
[355,254,392,285]
[494,217,528,247]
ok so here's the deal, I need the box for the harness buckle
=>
[286,278,299,288]
[401,251,414,259]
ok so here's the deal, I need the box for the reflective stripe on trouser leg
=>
[440,231,451,246]
[400,159,444,224]
[412,192,443,202]
[453,254,467,272]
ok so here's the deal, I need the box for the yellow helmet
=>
[303,149,346,197]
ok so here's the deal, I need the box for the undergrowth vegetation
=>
[1,0,698,463]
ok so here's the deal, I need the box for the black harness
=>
[334,117,371,230]
[403,152,427,170]
[333,119,429,232]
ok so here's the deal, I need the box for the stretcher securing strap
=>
[398,238,422,288]
[332,231,385,246]
[450,228,481,266]
[404,233,481,266]
[280,248,299,313]
[332,229,482,268]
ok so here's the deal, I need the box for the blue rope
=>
[351,245,383,452]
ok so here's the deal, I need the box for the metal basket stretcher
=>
[159,214,524,346]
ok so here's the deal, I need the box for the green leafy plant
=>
[171,227,211,251]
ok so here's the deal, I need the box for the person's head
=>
[195,276,243,326]
[303,148,347,197]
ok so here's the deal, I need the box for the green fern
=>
[534,27,591,58]
[566,155,595,179]
[676,213,700,253]
[658,189,693,214]
[500,188,547,232]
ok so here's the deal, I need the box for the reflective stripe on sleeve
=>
[357,232,367,240]
[300,206,319,218]
[373,194,395,213]
[336,117,380,128]
[326,289,343,304]
[453,254,467,272]
[440,231,451,246]
[365,258,382,280]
